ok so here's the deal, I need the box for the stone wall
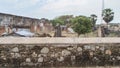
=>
[0,44,120,67]
[0,38,119,67]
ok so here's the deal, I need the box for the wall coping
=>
[0,37,120,45]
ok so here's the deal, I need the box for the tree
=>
[102,8,114,36]
[102,8,114,24]
[90,14,97,31]
[51,15,73,37]
[71,16,93,37]
[51,18,64,27]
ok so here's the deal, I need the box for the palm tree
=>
[102,8,114,36]
[90,14,97,31]
[102,8,114,24]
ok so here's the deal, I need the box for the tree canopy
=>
[90,14,97,31]
[90,14,97,26]
[51,18,64,27]
[71,16,93,36]
[102,8,114,24]
[51,15,73,27]
[51,15,73,37]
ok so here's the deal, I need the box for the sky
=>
[0,0,119,24]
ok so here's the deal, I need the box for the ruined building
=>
[0,13,53,35]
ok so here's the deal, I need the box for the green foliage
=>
[56,15,73,22]
[90,14,97,31]
[102,8,114,24]
[90,14,97,26]
[51,15,73,37]
[51,18,64,27]
[51,15,73,27]
[71,16,93,36]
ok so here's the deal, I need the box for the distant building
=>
[108,23,120,31]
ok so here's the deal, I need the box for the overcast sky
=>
[0,0,119,24]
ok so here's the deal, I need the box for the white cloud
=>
[34,0,119,24]
[0,0,120,24]
[33,0,102,21]
[12,0,39,9]
[41,0,87,11]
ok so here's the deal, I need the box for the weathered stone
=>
[38,57,44,62]
[73,45,78,49]
[50,53,55,57]
[105,50,112,55]
[99,46,105,51]
[32,52,37,57]
[38,54,42,57]
[10,53,14,58]
[96,46,100,49]
[89,51,94,57]
[1,56,6,60]
[14,53,21,58]
[57,56,64,62]
[43,54,47,57]
[26,45,34,49]
[67,47,73,51]
[3,57,6,60]
[62,49,71,56]
[90,46,95,51]
[54,53,59,57]
[71,55,75,61]
[50,46,54,49]
[117,56,120,60]
[77,47,82,52]
[41,47,49,54]
[84,45,91,50]
[11,47,19,52]
[26,58,31,62]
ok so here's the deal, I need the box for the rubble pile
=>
[0,44,120,67]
